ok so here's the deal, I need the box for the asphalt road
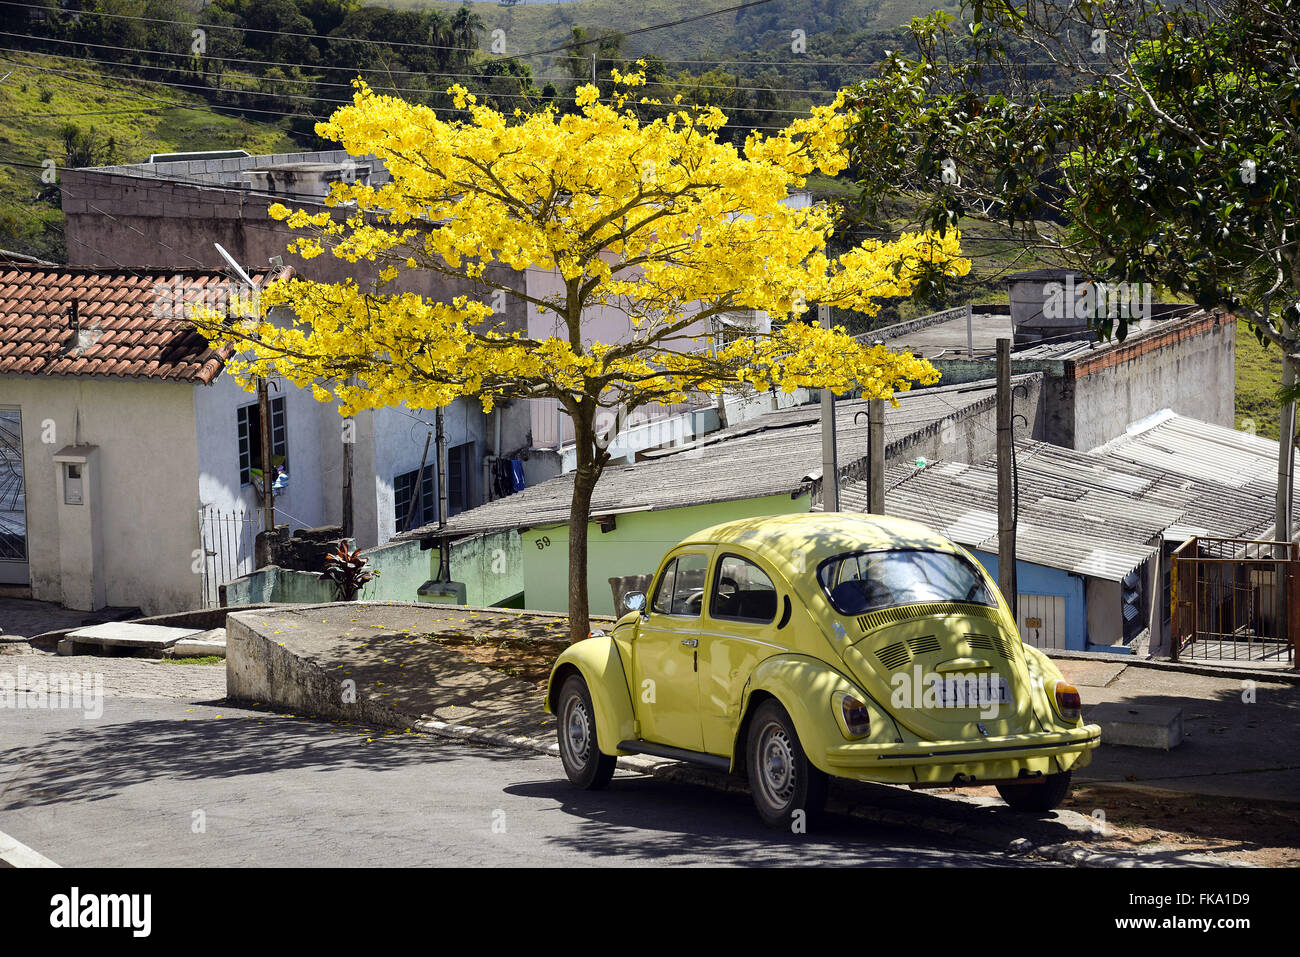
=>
[0,695,1055,867]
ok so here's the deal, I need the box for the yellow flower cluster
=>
[199,72,968,420]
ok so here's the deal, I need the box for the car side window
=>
[710,554,778,623]
[651,558,678,615]
[651,552,710,617]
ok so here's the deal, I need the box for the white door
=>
[0,407,28,585]
[1018,594,1066,649]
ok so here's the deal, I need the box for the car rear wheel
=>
[557,674,616,790]
[996,770,1072,812]
[747,699,828,829]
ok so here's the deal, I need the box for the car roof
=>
[677,512,963,573]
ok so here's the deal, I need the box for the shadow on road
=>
[0,701,523,812]
[504,775,1041,867]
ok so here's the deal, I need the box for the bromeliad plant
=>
[322,543,376,601]
[196,68,970,640]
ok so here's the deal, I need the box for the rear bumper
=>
[824,724,1101,773]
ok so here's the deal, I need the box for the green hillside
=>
[0,52,300,261]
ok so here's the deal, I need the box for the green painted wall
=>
[221,528,524,608]
[520,492,812,616]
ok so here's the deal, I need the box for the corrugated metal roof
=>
[400,380,1004,541]
[850,444,1180,581]
[1094,412,1278,490]
[836,414,1284,581]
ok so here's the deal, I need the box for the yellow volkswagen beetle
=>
[545,512,1101,828]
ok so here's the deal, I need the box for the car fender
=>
[545,636,637,756]
[737,653,900,775]
[1020,643,1085,731]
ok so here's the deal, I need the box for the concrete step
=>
[57,622,204,656]
[171,628,227,659]
[1085,701,1183,750]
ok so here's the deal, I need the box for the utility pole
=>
[341,416,353,540]
[1276,350,1296,554]
[997,338,1018,619]
[591,53,597,84]
[435,406,450,581]
[868,397,885,513]
[819,304,839,511]
[341,378,357,541]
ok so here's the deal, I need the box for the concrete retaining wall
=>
[225,604,417,728]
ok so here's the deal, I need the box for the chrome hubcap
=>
[757,721,796,807]
[563,695,592,765]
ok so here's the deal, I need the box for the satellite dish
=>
[214,243,257,289]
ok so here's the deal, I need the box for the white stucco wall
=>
[1,375,203,614]
[193,374,490,549]
[370,399,487,545]
[193,372,330,531]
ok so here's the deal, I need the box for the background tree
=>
[197,73,969,640]
[847,0,1300,539]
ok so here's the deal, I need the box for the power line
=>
[5,104,177,118]
[0,30,573,83]
[0,0,485,56]
[0,29,845,98]
[0,0,782,67]
[513,0,777,58]
[0,57,325,142]
[1,0,1073,71]
[1,53,825,129]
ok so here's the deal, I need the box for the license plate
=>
[930,674,1011,708]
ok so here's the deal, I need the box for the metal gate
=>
[1171,536,1298,664]
[1017,593,1066,649]
[197,506,260,607]
[0,408,28,585]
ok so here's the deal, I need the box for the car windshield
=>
[817,549,997,616]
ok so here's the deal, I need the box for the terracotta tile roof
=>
[0,265,277,384]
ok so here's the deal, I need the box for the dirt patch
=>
[961,782,1300,865]
[428,633,569,692]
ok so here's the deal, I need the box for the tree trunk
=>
[565,405,606,643]
[567,463,597,643]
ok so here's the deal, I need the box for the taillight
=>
[1054,681,1082,722]
[840,694,871,736]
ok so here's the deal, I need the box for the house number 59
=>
[535,536,551,550]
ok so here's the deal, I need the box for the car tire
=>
[746,699,828,829]
[996,770,1072,812]
[557,674,616,790]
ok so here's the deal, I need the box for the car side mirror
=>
[623,591,646,614]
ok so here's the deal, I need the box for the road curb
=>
[410,716,1248,868]
[1046,648,1299,684]
[0,828,59,868]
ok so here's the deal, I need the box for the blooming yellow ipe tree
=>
[197,70,969,640]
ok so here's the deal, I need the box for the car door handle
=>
[680,639,698,647]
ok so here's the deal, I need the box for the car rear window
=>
[817,549,997,616]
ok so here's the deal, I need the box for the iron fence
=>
[196,506,262,607]
[1171,536,1297,665]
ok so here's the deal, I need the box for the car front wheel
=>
[996,770,1072,812]
[557,674,616,790]
[746,699,828,829]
